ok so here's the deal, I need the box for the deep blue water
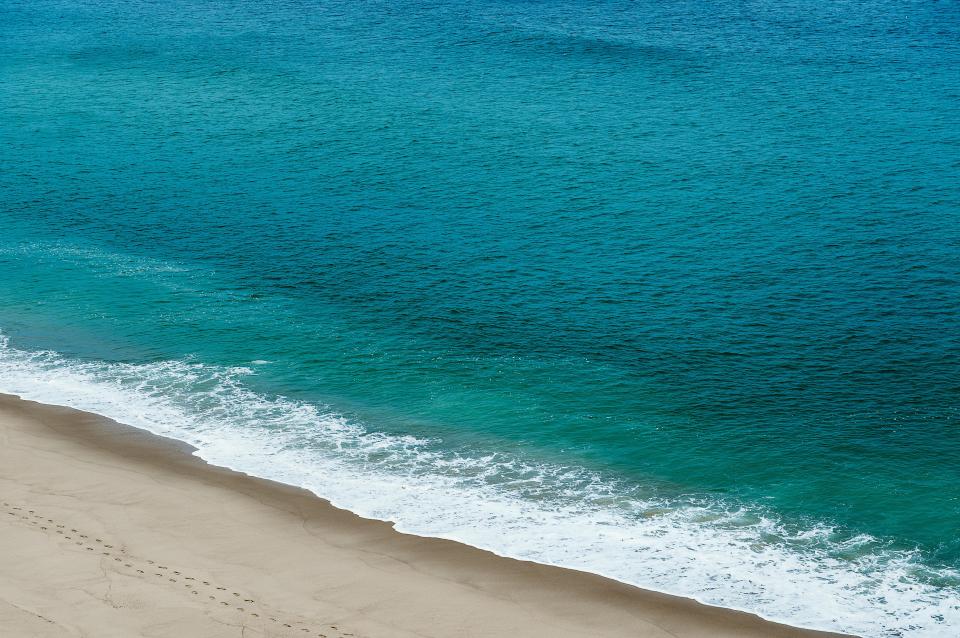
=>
[2,1,959,635]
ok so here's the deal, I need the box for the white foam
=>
[0,333,957,638]
[0,242,192,277]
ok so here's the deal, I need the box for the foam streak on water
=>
[0,334,955,638]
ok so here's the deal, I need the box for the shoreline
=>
[0,392,852,638]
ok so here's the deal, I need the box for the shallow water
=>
[2,1,959,635]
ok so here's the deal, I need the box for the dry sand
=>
[0,393,851,638]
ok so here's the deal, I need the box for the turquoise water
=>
[2,0,959,635]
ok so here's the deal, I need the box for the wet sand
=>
[0,392,852,638]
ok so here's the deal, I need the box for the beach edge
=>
[0,391,854,638]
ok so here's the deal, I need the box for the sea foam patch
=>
[0,333,957,638]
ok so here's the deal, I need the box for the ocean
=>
[1,0,959,635]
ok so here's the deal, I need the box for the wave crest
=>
[0,333,956,637]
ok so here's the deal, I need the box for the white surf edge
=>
[1,334,956,638]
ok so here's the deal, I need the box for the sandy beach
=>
[0,392,850,638]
